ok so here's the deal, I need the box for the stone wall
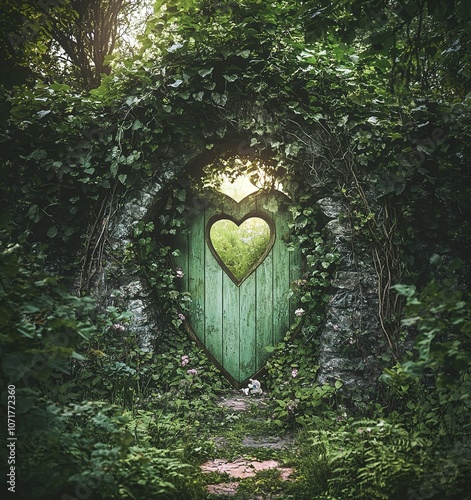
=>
[315,197,384,396]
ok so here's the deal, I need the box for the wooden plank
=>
[219,193,239,380]
[272,205,290,344]
[204,204,223,365]
[222,273,240,381]
[255,248,273,369]
[187,208,205,343]
[254,191,275,369]
[239,273,257,382]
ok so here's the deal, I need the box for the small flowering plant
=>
[171,311,187,329]
[295,308,305,317]
[110,323,126,332]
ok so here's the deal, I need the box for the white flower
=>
[295,308,305,317]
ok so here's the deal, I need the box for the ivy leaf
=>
[125,95,138,106]
[198,67,214,78]
[263,198,279,213]
[1,352,33,382]
[223,74,238,82]
[110,161,118,177]
[212,93,227,106]
[429,254,442,265]
[168,79,183,88]
[37,110,51,119]
[392,284,417,298]
[237,49,250,58]
[47,226,58,238]
[21,304,41,314]
[71,351,87,361]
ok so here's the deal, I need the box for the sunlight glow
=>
[218,174,259,202]
[215,165,286,202]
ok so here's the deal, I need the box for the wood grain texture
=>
[173,190,303,387]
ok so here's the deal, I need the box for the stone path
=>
[201,391,295,498]
[201,457,293,480]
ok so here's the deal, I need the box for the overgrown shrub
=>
[297,419,431,499]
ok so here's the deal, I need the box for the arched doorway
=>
[173,160,304,388]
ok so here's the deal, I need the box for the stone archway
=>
[106,137,383,395]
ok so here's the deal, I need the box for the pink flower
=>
[181,355,190,367]
[187,369,198,376]
[111,323,125,332]
[291,368,298,378]
[295,308,305,317]
[178,313,186,321]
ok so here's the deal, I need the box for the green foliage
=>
[15,400,201,500]
[296,419,431,499]
[264,336,340,428]
[237,468,288,497]
[0,230,102,392]
[0,222,212,498]
[210,217,271,281]
[76,311,230,408]
[381,258,471,437]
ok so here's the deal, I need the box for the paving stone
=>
[206,482,239,496]
[242,435,294,449]
[217,391,267,411]
[201,458,293,480]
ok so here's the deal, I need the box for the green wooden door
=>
[175,189,302,388]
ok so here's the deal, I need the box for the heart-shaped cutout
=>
[207,214,275,285]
